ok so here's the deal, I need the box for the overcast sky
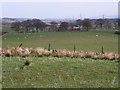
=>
[2,2,118,19]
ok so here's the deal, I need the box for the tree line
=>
[11,19,47,33]
[11,18,119,33]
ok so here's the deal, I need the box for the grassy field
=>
[2,56,118,88]
[1,25,119,88]
[2,25,118,53]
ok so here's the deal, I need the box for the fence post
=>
[74,44,76,52]
[101,46,104,54]
[48,43,51,51]
[19,43,23,47]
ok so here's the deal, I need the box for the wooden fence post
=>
[48,43,51,51]
[74,44,76,52]
[101,46,104,54]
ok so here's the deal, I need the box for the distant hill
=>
[1,17,118,25]
[2,17,31,22]
[1,17,31,25]
[42,18,76,22]
[2,17,76,23]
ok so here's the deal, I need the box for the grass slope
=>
[1,26,119,88]
[2,56,118,88]
[2,29,118,53]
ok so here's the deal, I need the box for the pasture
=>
[2,56,118,88]
[2,25,118,53]
[1,25,119,88]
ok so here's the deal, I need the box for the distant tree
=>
[11,22,21,32]
[22,20,33,33]
[32,19,46,32]
[50,21,58,31]
[59,22,69,31]
[113,19,118,30]
[104,19,111,29]
[50,21,58,25]
[11,19,47,33]
[26,20,33,30]
[82,19,92,31]
[69,22,75,30]
[21,21,29,33]
[76,19,82,26]
[95,19,105,29]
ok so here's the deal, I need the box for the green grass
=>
[2,56,118,88]
[1,26,119,88]
[2,28,118,53]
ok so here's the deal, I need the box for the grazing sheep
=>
[115,54,119,60]
[92,54,99,60]
[98,53,106,59]
[79,52,86,58]
[23,48,31,57]
[3,47,12,57]
[44,49,52,56]
[11,47,16,56]
[15,47,23,57]
[65,50,71,57]
[72,51,79,58]
[53,49,63,57]
[1,46,119,61]
[32,48,45,57]
[105,52,116,60]
[85,51,96,58]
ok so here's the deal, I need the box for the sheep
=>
[51,49,61,57]
[105,52,115,60]
[65,50,71,57]
[44,49,52,57]
[92,54,99,60]
[3,47,12,57]
[11,47,16,56]
[85,51,96,58]
[115,54,120,61]
[79,52,86,58]
[72,51,80,58]
[32,48,45,57]
[22,48,31,57]
[1,46,119,61]
[15,47,23,57]
[98,53,106,60]
[61,49,67,56]
[101,52,114,60]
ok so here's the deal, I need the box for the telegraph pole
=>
[80,14,82,20]
[102,14,105,19]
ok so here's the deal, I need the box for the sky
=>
[1,0,119,2]
[1,2,119,19]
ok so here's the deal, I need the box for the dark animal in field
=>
[20,59,30,69]
[24,60,30,66]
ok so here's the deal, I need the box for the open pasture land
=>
[2,56,118,88]
[2,26,118,53]
[1,26,119,88]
